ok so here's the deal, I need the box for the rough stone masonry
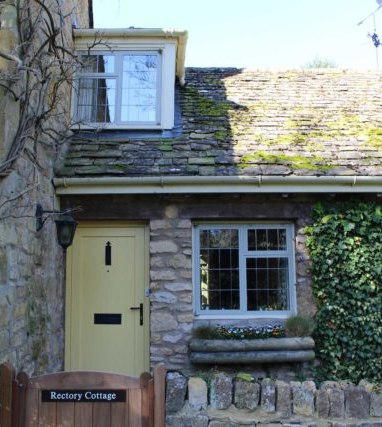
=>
[166,371,382,426]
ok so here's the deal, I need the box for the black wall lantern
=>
[36,203,78,251]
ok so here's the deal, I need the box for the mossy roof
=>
[58,68,382,178]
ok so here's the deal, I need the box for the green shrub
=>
[235,372,254,382]
[305,202,382,383]
[192,325,221,339]
[284,315,315,337]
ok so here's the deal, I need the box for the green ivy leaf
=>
[306,202,382,383]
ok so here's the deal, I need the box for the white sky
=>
[93,0,382,69]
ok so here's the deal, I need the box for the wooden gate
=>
[0,363,165,427]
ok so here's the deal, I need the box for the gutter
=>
[53,175,382,195]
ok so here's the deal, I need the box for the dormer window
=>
[73,29,188,130]
[76,51,161,126]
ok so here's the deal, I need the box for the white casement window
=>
[73,29,186,130]
[193,224,296,318]
[75,51,162,127]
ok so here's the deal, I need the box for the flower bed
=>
[213,324,285,340]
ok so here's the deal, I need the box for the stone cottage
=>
[2,0,382,380]
[53,27,382,376]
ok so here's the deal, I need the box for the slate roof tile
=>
[58,68,382,177]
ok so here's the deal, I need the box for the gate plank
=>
[56,402,75,427]
[93,402,111,427]
[39,401,56,426]
[139,373,151,427]
[110,401,125,427]
[123,391,130,427]
[128,389,142,427]
[153,364,166,427]
[25,387,39,427]
[0,363,15,427]
[13,372,28,427]
[147,379,154,427]
[74,402,92,426]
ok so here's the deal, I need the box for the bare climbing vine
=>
[0,0,96,218]
[1,0,81,169]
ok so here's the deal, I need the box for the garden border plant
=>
[192,316,315,341]
[305,201,382,383]
[192,324,285,340]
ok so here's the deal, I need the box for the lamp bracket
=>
[35,203,74,232]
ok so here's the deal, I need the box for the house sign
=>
[41,389,126,402]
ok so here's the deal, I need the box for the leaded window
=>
[194,224,296,317]
[75,51,161,126]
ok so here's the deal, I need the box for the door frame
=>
[64,221,150,373]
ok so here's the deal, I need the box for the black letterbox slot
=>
[94,313,122,325]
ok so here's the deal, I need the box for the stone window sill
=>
[189,337,315,364]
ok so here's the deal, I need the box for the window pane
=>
[231,250,239,268]
[199,229,239,311]
[204,291,240,310]
[220,249,231,267]
[121,105,156,123]
[246,257,289,311]
[77,78,116,123]
[200,230,209,248]
[81,55,115,73]
[248,228,287,251]
[121,54,158,123]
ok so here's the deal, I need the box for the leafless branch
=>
[0,0,83,171]
[0,0,98,220]
[0,167,40,212]
[0,50,23,67]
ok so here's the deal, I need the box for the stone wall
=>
[0,0,19,162]
[0,0,90,375]
[69,0,92,29]
[146,195,314,373]
[149,208,194,370]
[166,371,382,426]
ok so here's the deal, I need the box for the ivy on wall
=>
[305,202,382,383]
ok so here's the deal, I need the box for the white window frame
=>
[193,223,297,319]
[72,41,177,130]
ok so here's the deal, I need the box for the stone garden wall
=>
[166,371,382,426]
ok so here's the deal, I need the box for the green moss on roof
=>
[182,87,234,117]
[158,139,173,151]
[240,151,333,171]
[214,130,232,141]
[366,128,382,148]
[326,113,363,136]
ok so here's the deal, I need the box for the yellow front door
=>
[65,223,149,376]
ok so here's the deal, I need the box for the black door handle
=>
[130,303,143,325]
